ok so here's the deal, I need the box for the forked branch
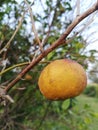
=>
[4,2,98,92]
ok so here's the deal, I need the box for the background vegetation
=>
[0,0,98,130]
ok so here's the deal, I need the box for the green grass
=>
[76,94,98,112]
[75,94,98,130]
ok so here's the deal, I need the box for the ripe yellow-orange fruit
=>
[38,59,87,100]
[24,74,32,80]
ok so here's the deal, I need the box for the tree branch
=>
[4,2,98,92]
[24,0,43,52]
[0,12,25,55]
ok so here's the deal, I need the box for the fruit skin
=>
[38,59,87,100]
[24,74,32,80]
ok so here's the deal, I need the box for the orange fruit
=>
[38,59,87,100]
[24,74,32,80]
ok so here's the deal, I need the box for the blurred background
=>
[0,0,98,130]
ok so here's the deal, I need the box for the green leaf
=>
[62,99,70,110]
[84,117,91,124]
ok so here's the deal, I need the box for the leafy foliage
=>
[0,0,98,130]
[84,84,98,98]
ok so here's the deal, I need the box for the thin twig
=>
[0,12,25,55]
[76,0,80,16]
[77,11,97,35]
[24,0,43,52]
[0,61,51,76]
[0,62,30,76]
[39,0,45,11]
